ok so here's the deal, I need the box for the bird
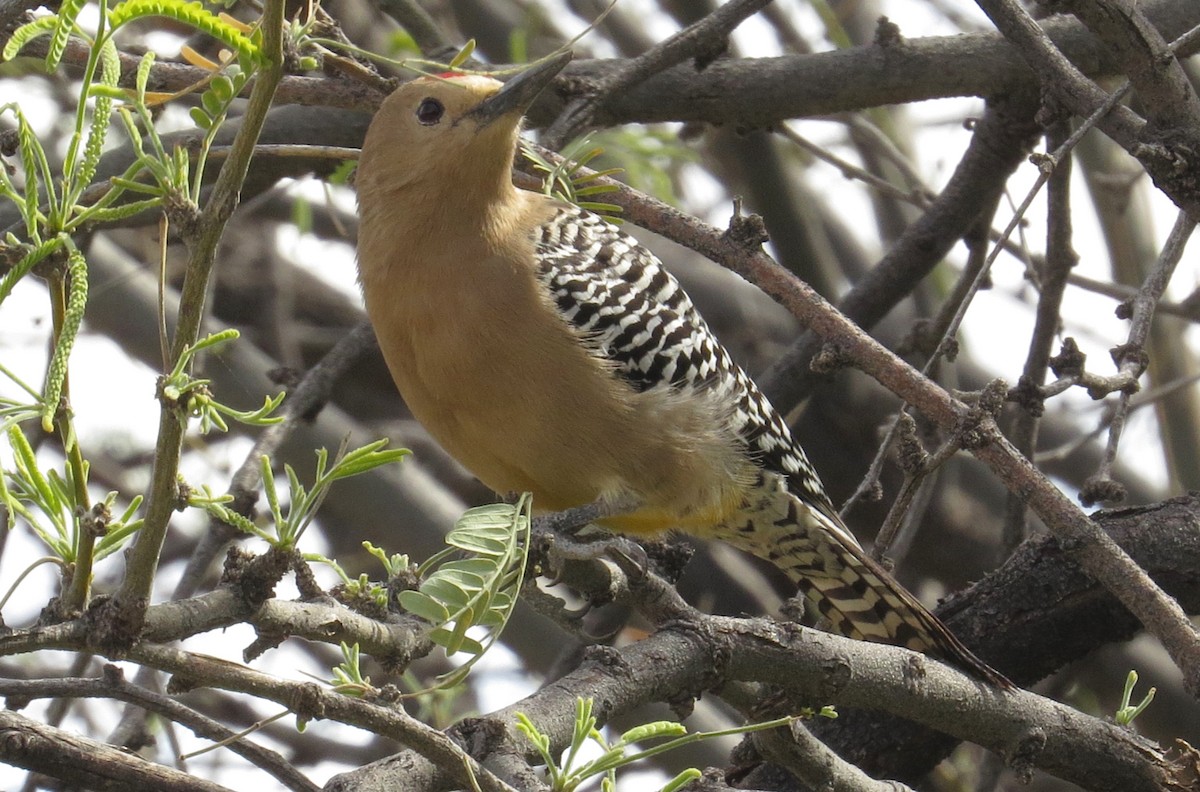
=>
[354,52,1011,690]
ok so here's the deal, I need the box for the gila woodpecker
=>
[355,53,1011,689]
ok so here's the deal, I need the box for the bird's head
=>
[357,52,570,201]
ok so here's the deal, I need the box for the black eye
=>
[416,98,444,125]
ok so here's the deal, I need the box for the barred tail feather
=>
[804,516,1013,690]
[714,474,1013,690]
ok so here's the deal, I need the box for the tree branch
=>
[0,708,235,792]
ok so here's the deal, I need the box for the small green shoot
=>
[521,135,624,221]
[0,362,46,437]
[311,541,412,612]
[0,425,143,565]
[329,642,377,697]
[337,572,390,610]
[188,440,409,548]
[363,540,411,578]
[515,697,803,792]
[1115,670,1155,727]
[187,484,260,536]
[160,330,285,434]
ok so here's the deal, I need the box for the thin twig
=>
[758,91,1043,416]
[128,643,521,792]
[779,123,933,208]
[844,66,1145,537]
[1084,212,1196,505]
[1035,369,1200,464]
[872,424,960,563]
[173,322,379,600]
[846,187,1009,529]
[841,113,930,197]
[542,0,771,147]
[975,0,1200,221]
[974,0,1146,149]
[1066,270,1199,322]
[1002,121,1075,554]
[1063,0,1200,137]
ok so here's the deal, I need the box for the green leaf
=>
[573,167,623,184]
[399,494,532,689]
[47,0,90,70]
[2,16,59,63]
[397,590,449,622]
[619,721,688,745]
[76,197,165,225]
[441,605,475,652]
[8,424,54,509]
[438,557,497,579]
[447,39,475,70]
[201,87,224,119]
[189,107,214,130]
[429,626,483,656]
[108,0,261,64]
[0,237,60,307]
[210,74,234,103]
[446,530,508,558]
[420,576,474,610]
[660,769,703,792]
[327,440,409,478]
[573,185,618,197]
[577,202,623,217]
[446,505,522,555]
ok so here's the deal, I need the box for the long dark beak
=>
[466,51,571,127]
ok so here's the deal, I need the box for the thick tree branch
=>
[0,668,318,792]
[0,708,235,792]
[332,595,1194,792]
[5,492,1197,788]
[1057,0,1200,136]
[6,1,1196,121]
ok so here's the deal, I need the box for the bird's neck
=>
[357,164,554,302]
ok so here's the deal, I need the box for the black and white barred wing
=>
[532,205,834,515]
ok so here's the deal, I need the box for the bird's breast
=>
[360,246,753,533]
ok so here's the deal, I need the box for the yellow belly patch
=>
[598,497,742,537]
